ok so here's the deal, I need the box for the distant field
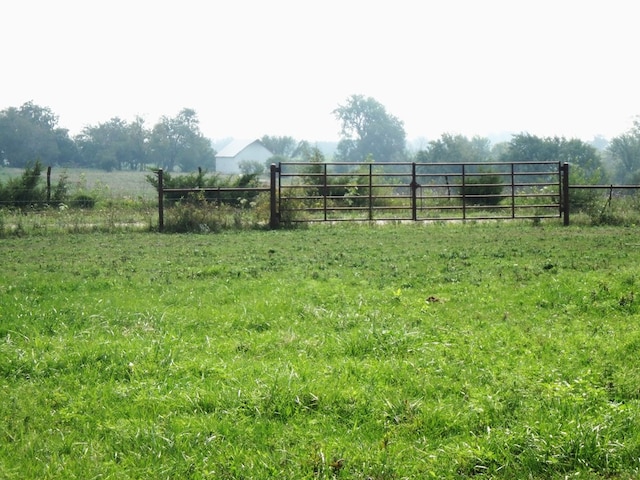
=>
[0,166,156,200]
[2,223,640,478]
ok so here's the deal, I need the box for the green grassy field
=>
[2,223,640,478]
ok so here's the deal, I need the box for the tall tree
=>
[608,119,640,183]
[260,135,297,157]
[53,127,80,166]
[333,95,406,163]
[126,116,150,171]
[76,116,150,171]
[18,101,58,130]
[76,117,135,171]
[148,108,215,171]
[500,133,606,183]
[415,133,491,164]
[0,102,70,167]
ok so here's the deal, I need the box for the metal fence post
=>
[368,163,373,221]
[269,163,279,229]
[158,169,164,232]
[510,163,515,219]
[461,164,467,220]
[411,162,418,221]
[323,163,328,221]
[562,162,570,226]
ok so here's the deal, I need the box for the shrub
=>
[459,173,504,205]
[589,190,640,226]
[164,198,221,233]
[146,169,262,207]
[70,193,97,209]
[51,172,69,204]
[0,161,71,209]
[568,169,602,215]
[0,161,46,208]
[277,187,313,226]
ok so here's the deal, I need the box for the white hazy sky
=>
[2,0,639,144]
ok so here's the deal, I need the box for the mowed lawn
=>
[2,223,640,479]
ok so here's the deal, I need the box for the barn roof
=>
[216,139,269,158]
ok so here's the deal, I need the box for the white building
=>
[215,139,273,174]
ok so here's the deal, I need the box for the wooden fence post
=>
[158,169,164,232]
[46,166,52,203]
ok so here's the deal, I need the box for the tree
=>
[499,133,607,183]
[75,116,150,171]
[239,160,265,176]
[126,116,150,171]
[0,102,70,167]
[53,127,80,166]
[608,119,640,183]
[260,135,297,157]
[415,133,491,164]
[333,95,406,163]
[499,133,557,163]
[556,138,606,183]
[148,108,215,172]
[76,117,137,171]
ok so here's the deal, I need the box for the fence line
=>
[7,163,640,231]
[0,165,155,209]
[155,161,567,229]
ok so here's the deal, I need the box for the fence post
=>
[411,162,418,221]
[46,166,52,203]
[461,164,467,220]
[510,163,515,218]
[323,163,328,221]
[368,163,373,221]
[562,162,570,226]
[269,163,279,229]
[158,169,164,232]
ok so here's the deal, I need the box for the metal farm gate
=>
[277,161,568,225]
[156,161,569,230]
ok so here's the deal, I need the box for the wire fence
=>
[0,166,157,233]
[1,167,155,203]
[567,184,640,224]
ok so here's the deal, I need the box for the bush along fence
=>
[0,162,145,211]
[567,183,640,225]
[155,161,573,230]
[155,166,278,232]
[0,163,70,209]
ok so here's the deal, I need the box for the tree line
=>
[2,97,640,184]
[332,95,640,184]
[0,102,214,172]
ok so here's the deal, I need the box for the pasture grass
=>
[0,166,155,200]
[2,223,640,478]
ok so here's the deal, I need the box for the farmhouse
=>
[215,139,273,174]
